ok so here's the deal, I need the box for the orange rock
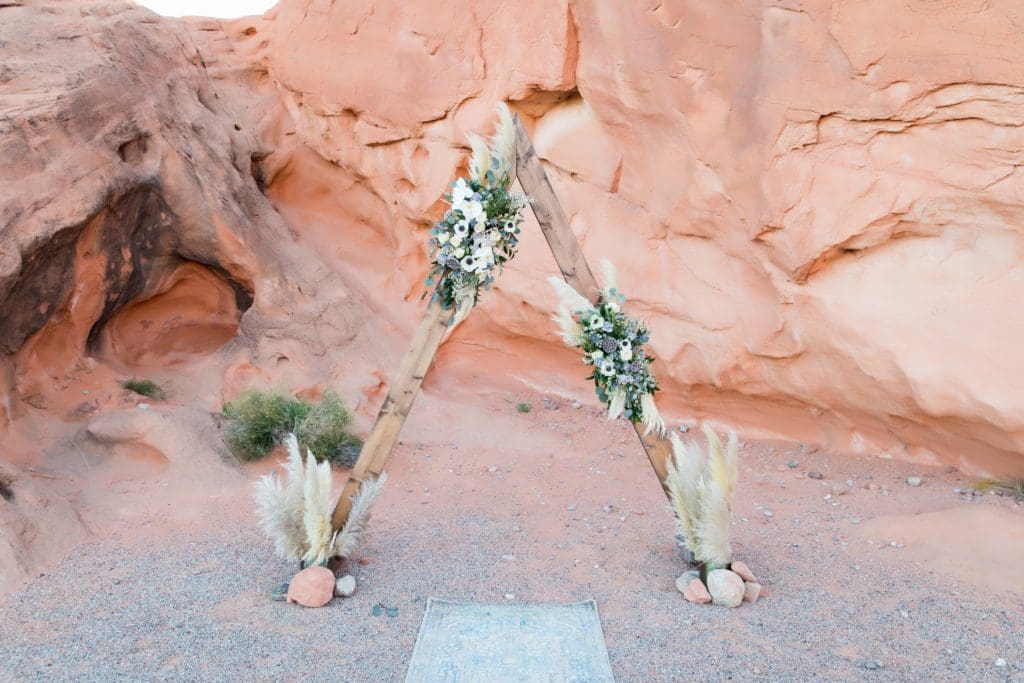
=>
[730,561,757,584]
[682,578,712,605]
[287,566,335,608]
[743,582,762,604]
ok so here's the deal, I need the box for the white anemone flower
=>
[588,316,605,330]
[599,360,616,376]
[607,301,620,313]
[502,219,517,232]
[460,255,478,272]
[619,339,632,351]
[453,220,470,237]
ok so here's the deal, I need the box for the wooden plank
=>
[514,117,674,500]
[331,297,453,530]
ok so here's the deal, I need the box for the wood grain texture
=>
[331,297,453,530]
[514,116,674,501]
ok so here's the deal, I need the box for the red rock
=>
[730,561,757,584]
[682,578,712,605]
[286,566,335,608]
[743,581,762,603]
[359,557,372,566]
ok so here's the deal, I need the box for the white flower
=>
[453,220,470,237]
[451,234,464,248]
[590,350,604,360]
[488,230,501,242]
[463,201,486,223]
[588,316,605,330]
[607,301,620,313]
[454,247,466,258]
[600,360,616,376]
[473,246,494,268]
[503,219,517,232]
[452,178,471,206]
[619,339,632,351]
[460,255,478,272]
[437,232,450,244]
[620,348,633,362]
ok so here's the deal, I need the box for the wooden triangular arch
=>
[331,117,675,534]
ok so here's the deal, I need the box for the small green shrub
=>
[515,402,532,414]
[222,389,361,465]
[120,378,165,400]
[975,477,1024,502]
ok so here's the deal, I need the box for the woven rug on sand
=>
[405,598,615,683]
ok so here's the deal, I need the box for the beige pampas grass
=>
[665,424,738,571]
[599,258,618,294]
[640,393,666,437]
[331,472,388,560]
[253,433,386,567]
[467,102,516,186]
[467,133,492,184]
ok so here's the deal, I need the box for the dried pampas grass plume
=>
[665,424,738,571]
[599,258,618,294]
[332,472,388,560]
[548,276,591,345]
[467,102,516,186]
[252,434,386,567]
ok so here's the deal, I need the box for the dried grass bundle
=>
[252,434,386,566]
[665,424,738,571]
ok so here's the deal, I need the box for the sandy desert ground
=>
[1,385,1021,682]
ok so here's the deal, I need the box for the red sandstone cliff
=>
[1,0,1022,590]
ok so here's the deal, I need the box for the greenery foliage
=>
[975,477,1024,501]
[119,378,165,400]
[515,402,532,413]
[222,389,361,466]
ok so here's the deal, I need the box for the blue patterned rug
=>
[405,599,615,683]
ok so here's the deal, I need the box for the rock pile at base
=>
[677,561,763,608]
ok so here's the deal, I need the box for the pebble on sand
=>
[742,581,761,603]
[706,569,744,608]
[906,476,922,487]
[334,575,356,597]
[287,565,335,608]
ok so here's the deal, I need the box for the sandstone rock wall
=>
[241,0,1024,474]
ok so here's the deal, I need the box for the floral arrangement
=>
[666,424,738,573]
[253,433,386,568]
[549,260,666,436]
[426,104,530,323]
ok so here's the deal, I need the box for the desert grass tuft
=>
[119,378,165,400]
[975,477,1024,501]
[515,402,533,414]
[222,389,360,465]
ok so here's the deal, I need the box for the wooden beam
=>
[331,297,453,530]
[514,117,674,499]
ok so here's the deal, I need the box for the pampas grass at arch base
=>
[253,433,386,569]
[666,423,738,576]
